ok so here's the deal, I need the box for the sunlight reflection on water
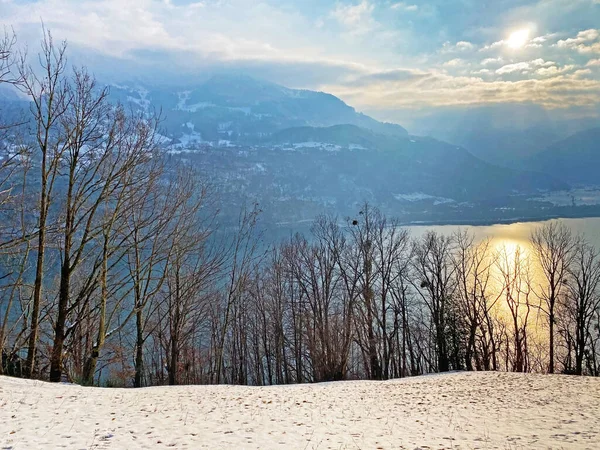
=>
[409,217,600,351]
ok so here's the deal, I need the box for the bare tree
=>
[411,232,456,372]
[453,231,497,371]
[213,204,262,384]
[496,244,533,372]
[0,29,18,87]
[17,29,71,377]
[562,239,600,375]
[347,205,380,379]
[46,67,166,381]
[277,217,355,383]
[78,114,163,385]
[346,205,411,379]
[128,165,213,387]
[530,221,575,373]
[0,28,28,372]
[161,181,221,386]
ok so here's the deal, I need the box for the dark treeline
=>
[1,30,600,387]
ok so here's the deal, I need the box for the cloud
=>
[443,58,467,67]
[390,2,418,12]
[536,65,576,76]
[441,40,476,53]
[496,59,555,75]
[349,68,427,84]
[3,0,302,60]
[531,33,557,44]
[572,68,593,78]
[482,32,556,52]
[480,40,505,52]
[324,70,600,111]
[1,0,598,118]
[481,57,504,66]
[496,62,532,74]
[556,29,600,53]
[331,1,375,35]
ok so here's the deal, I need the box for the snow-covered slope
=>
[1,372,599,449]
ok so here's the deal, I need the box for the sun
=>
[506,28,530,49]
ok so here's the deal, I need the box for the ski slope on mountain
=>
[1,372,599,449]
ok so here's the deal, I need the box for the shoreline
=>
[272,211,600,231]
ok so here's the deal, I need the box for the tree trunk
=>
[134,309,144,388]
[548,310,555,374]
[169,334,178,385]
[82,242,109,385]
[50,262,70,382]
[25,195,47,378]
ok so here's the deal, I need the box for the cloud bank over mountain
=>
[2,0,599,127]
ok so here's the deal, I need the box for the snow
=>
[176,91,192,110]
[227,106,251,115]
[170,123,203,149]
[348,144,366,150]
[394,192,455,204]
[125,87,150,113]
[218,140,235,147]
[292,142,342,152]
[1,372,599,449]
[180,102,217,112]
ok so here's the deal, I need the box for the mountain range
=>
[109,74,408,143]
[2,75,599,226]
[525,128,600,186]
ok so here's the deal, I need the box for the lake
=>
[408,217,600,249]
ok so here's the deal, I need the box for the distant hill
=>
[408,104,597,168]
[170,123,568,226]
[108,74,408,143]
[264,124,566,202]
[105,77,570,224]
[525,128,600,185]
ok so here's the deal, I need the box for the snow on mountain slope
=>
[108,74,409,144]
[1,372,599,449]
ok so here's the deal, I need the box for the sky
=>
[1,0,600,126]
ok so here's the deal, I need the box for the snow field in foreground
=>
[1,371,599,449]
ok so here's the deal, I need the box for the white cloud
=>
[571,68,593,78]
[496,62,531,74]
[456,41,475,51]
[481,57,504,66]
[482,32,556,52]
[1,0,598,115]
[556,29,600,53]
[587,59,600,67]
[325,70,600,110]
[441,40,475,53]
[536,64,575,76]
[390,2,418,12]
[331,1,375,34]
[443,58,466,67]
[495,59,554,75]
[531,58,556,67]
[531,33,557,44]
[480,40,505,52]
[2,0,300,60]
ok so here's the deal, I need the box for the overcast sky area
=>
[1,0,600,127]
